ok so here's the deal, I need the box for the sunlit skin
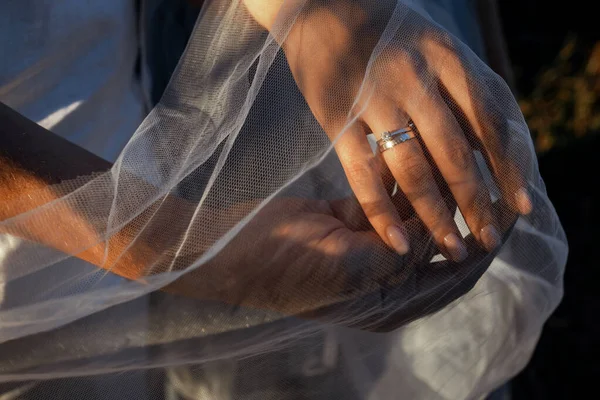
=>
[1,1,530,316]
[245,0,533,262]
[2,103,424,316]
[1,146,418,316]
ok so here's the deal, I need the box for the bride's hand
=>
[280,1,532,261]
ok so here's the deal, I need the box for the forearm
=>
[0,104,356,314]
[0,103,155,279]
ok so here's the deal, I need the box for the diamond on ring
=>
[377,121,418,153]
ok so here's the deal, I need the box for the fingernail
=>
[480,224,501,252]
[444,233,468,262]
[386,225,410,255]
[516,187,533,215]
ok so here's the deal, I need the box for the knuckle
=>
[400,151,431,183]
[466,189,492,225]
[405,185,432,204]
[345,159,376,186]
[420,28,456,56]
[362,197,391,220]
[428,199,450,230]
[444,137,473,172]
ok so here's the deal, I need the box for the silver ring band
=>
[377,122,418,153]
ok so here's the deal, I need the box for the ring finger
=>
[364,102,468,262]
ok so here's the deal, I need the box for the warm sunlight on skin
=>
[1,0,531,317]
[246,0,530,262]
[2,145,407,315]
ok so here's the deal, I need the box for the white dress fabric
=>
[0,0,146,163]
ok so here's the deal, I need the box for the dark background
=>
[498,2,599,398]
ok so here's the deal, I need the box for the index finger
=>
[334,123,410,255]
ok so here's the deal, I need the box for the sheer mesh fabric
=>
[0,1,567,399]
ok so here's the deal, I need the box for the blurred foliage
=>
[519,37,600,153]
[501,3,600,398]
